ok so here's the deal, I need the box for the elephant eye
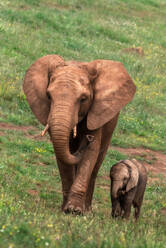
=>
[80,95,88,103]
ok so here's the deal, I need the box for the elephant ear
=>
[124,160,139,192]
[86,60,136,130]
[23,55,64,125]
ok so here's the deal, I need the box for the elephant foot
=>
[64,202,83,215]
[63,192,85,215]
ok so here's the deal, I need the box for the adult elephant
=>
[23,54,136,214]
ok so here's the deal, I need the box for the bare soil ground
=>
[0,122,48,141]
[113,146,166,180]
[1,122,166,180]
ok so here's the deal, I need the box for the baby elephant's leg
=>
[112,199,122,218]
[134,205,141,220]
[133,196,144,220]
[122,203,132,219]
[121,197,133,219]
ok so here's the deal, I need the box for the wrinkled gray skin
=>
[110,159,147,220]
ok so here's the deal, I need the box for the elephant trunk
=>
[111,181,121,199]
[111,181,122,217]
[49,103,81,165]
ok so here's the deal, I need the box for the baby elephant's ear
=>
[86,60,136,130]
[125,160,139,192]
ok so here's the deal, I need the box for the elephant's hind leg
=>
[133,197,143,220]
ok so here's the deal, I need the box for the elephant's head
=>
[23,55,136,165]
[110,160,139,217]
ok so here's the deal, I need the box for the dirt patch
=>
[96,183,110,190]
[0,122,166,180]
[112,146,166,180]
[123,47,144,56]
[159,207,166,216]
[0,131,4,136]
[98,147,166,189]
[27,189,39,196]
[0,122,49,141]
[0,122,36,131]
[44,2,70,10]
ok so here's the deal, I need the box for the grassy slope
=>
[0,0,166,150]
[0,0,166,247]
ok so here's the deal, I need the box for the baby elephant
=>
[110,159,147,220]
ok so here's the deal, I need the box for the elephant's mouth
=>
[41,118,94,160]
[69,122,94,156]
[41,122,81,154]
[69,126,80,154]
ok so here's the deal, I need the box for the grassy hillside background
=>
[0,0,166,247]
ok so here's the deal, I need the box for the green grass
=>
[0,130,166,248]
[0,0,166,247]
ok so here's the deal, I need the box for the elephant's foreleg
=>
[64,129,101,214]
[85,147,108,211]
[56,159,76,210]
[133,196,144,220]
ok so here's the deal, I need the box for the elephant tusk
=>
[73,126,77,138]
[41,124,49,136]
